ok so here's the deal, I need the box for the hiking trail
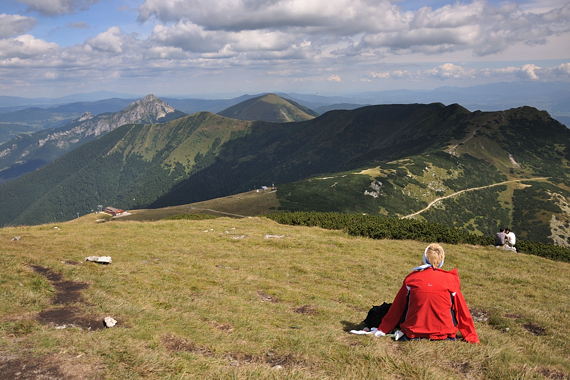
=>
[401,178,549,219]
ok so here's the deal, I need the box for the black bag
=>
[363,302,392,329]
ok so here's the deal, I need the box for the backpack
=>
[362,302,392,329]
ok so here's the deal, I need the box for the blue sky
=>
[0,0,569,98]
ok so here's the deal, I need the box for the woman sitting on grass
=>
[374,243,479,343]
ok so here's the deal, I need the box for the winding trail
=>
[447,126,481,155]
[401,177,549,219]
[185,206,246,218]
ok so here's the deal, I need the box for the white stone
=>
[104,316,117,328]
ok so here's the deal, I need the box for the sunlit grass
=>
[1,215,569,379]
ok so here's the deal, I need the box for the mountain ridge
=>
[0,102,568,246]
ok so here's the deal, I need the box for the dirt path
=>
[401,177,549,219]
[447,125,481,155]
[0,265,107,379]
[185,207,246,218]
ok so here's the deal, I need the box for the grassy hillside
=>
[275,161,570,245]
[275,107,570,245]
[1,103,455,227]
[218,94,318,122]
[151,103,469,209]
[119,189,280,221]
[0,113,253,227]
[1,216,568,379]
[2,103,568,247]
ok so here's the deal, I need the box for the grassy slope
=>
[1,216,568,379]
[3,104,568,247]
[0,113,252,227]
[218,94,317,122]
[275,107,570,245]
[121,189,280,221]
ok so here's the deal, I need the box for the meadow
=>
[1,213,568,379]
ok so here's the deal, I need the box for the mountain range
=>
[0,96,568,247]
[2,81,569,125]
[0,95,258,144]
[0,95,186,184]
[0,94,319,184]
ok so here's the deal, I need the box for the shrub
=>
[265,212,570,263]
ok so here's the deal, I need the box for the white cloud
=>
[367,62,570,82]
[362,1,570,57]
[144,45,191,60]
[369,72,391,79]
[0,34,60,60]
[519,64,540,80]
[136,0,570,62]
[424,63,477,79]
[1,0,569,97]
[0,14,37,38]
[86,27,125,54]
[16,0,99,16]
[149,20,310,60]
[553,62,570,75]
[149,22,226,53]
[138,0,407,34]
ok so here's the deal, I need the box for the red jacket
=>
[378,267,479,343]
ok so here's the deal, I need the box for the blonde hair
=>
[424,243,445,268]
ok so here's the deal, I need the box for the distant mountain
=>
[46,98,138,115]
[162,94,261,115]
[314,103,369,114]
[1,103,568,247]
[0,98,139,143]
[53,91,141,103]
[282,81,570,121]
[0,123,36,144]
[0,91,140,108]
[217,94,318,122]
[0,107,77,140]
[0,95,186,184]
[0,94,259,116]
[3,80,567,119]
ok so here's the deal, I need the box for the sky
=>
[0,0,569,99]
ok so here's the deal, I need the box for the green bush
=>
[265,212,570,263]
[515,241,570,262]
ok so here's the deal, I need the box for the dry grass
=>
[1,215,569,379]
[118,189,279,222]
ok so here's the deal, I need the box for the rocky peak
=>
[77,111,94,122]
[125,94,175,120]
[141,94,158,103]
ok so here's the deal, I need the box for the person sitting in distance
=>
[505,228,517,251]
[494,228,507,247]
[373,244,479,343]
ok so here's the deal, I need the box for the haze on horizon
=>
[0,0,569,99]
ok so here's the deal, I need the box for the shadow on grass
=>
[340,320,366,332]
